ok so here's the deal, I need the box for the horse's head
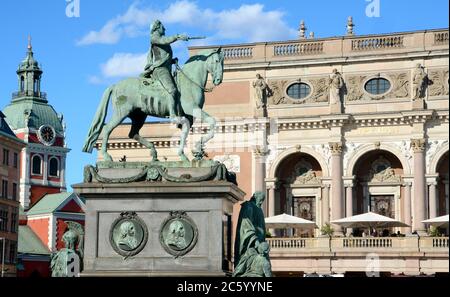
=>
[205,47,224,86]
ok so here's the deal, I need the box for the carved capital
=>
[410,138,426,153]
[329,142,343,155]
[253,146,269,157]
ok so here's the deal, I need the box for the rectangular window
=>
[1,180,7,199]
[12,183,17,201]
[0,207,8,231]
[11,211,17,233]
[9,241,17,264]
[2,149,9,166]
[0,239,4,264]
[13,153,18,168]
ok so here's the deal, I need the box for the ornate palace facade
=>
[98,26,449,275]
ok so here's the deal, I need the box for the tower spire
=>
[28,35,32,51]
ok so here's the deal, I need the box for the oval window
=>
[287,83,311,99]
[365,78,391,95]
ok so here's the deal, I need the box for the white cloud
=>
[100,52,147,78]
[77,1,296,46]
[86,1,298,83]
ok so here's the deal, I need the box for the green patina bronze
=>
[83,160,237,184]
[233,192,273,277]
[159,211,198,258]
[82,20,224,163]
[51,221,84,277]
[109,212,149,259]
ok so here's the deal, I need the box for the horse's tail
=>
[82,86,113,153]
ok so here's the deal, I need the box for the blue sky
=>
[0,0,448,190]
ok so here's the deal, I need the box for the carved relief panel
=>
[428,69,449,97]
[267,77,330,105]
[346,72,410,102]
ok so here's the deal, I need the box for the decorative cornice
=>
[97,110,447,149]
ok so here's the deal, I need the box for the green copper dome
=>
[2,99,64,134]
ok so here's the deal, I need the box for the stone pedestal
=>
[73,162,244,276]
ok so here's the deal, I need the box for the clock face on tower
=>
[38,125,56,146]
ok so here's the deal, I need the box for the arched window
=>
[20,76,24,92]
[365,78,391,95]
[48,157,59,177]
[287,83,311,99]
[32,155,42,175]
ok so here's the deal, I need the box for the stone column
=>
[403,181,412,234]
[411,139,427,234]
[43,153,48,185]
[321,184,330,226]
[329,142,344,235]
[444,180,449,214]
[266,180,277,236]
[266,179,277,217]
[428,181,438,219]
[345,186,353,217]
[60,155,67,190]
[345,182,354,236]
[285,185,292,215]
[253,148,268,194]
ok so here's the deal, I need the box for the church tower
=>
[2,37,70,210]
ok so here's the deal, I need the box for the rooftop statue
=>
[82,20,224,162]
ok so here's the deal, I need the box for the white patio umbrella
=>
[265,213,317,229]
[331,212,409,229]
[422,215,449,228]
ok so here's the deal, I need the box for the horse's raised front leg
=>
[133,135,158,161]
[193,110,216,160]
[177,117,190,163]
[129,112,158,162]
[101,111,127,162]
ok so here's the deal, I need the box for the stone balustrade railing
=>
[267,238,307,249]
[351,36,404,51]
[223,47,253,59]
[435,31,449,45]
[432,237,449,248]
[268,237,449,253]
[273,42,324,56]
[342,237,392,248]
[189,29,448,63]
[420,236,449,251]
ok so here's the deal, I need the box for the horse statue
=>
[82,48,224,162]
